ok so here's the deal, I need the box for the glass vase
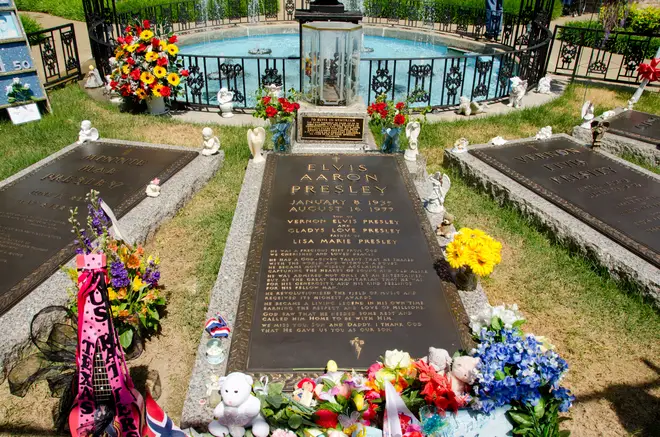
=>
[455,266,478,291]
[381,127,401,154]
[269,120,293,153]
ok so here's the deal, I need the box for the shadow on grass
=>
[574,359,660,437]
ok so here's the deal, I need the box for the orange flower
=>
[118,309,130,318]
[127,253,141,269]
[107,241,118,252]
[136,246,145,256]
[117,288,127,300]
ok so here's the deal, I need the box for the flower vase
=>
[381,127,401,154]
[146,96,167,115]
[270,120,293,153]
[455,266,478,291]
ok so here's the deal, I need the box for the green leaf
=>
[149,309,159,320]
[559,431,571,437]
[494,370,506,381]
[266,395,283,409]
[508,412,534,427]
[262,408,274,418]
[491,316,502,330]
[513,319,526,329]
[288,414,303,429]
[534,398,546,419]
[268,382,285,397]
[119,329,134,349]
[336,395,347,405]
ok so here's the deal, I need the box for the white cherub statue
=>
[145,178,161,198]
[218,88,235,118]
[404,121,421,162]
[580,101,595,128]
[78,120,99,144]
[202,127,221,156]
[535,126,553,140]
[490,136,507,146]
[457,96,472,116]
[247,127,266,163]
[265,84,282,99]
[507,76,528,108]
[208,372,270,437]
[425,171,450,214]
[451,137,469,154]
[536,76,552,94]
[84,65,104,89]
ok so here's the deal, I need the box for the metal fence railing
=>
[27,23,82,89]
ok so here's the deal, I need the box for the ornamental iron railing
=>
[27,24,82,89]
[549,25,660,85]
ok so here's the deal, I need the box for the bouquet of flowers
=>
[469,305,574,436]
[109,20,188,102]
[366,94,410,153]
[66,190,165,352]
[312,369,370,433]
[5,77,33,104]
[253,88,300,152]
[445,227,502,290]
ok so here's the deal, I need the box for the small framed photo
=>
[0,12,21,41]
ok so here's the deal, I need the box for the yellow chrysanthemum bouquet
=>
[445,227,502,290]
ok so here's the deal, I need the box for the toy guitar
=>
[69,252,144,437]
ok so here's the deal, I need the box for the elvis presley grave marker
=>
[0,141,197,315]
[470,137,660,267]
[227,154,470,379]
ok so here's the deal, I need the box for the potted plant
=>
[367,94,410,153]
[445,227,502,291]
[253,88,300,153]
[108,20,189,115]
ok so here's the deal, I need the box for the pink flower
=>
[150,178,160,185]
[271,430,296,437]
[367,362,383,379]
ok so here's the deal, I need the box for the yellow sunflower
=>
[126,44,138,53]
[121,64,131,75]
[153,65,167,78]
[159,41,168,51]
[166,72,180,86]
[145,51,159,62]
[140,29,154,41]
[167,44,179,56]
[445,240,468,269]
[140,71,155,85]
[135,88,147,100]
[153,83,164,97]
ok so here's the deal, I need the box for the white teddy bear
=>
[208,372,270,437]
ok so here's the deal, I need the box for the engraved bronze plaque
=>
[228,154,470,381]
[0,141,197,315]
[300,116,364,141]
[606,110,660,145]
[470,138,660,267]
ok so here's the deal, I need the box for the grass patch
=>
[619,152,660,174]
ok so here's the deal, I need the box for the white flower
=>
[384,349,411,369]
[23,83,30,90]
[535,126,552,140]
[12,77,20,84]
[469,303,525,334]
[109,57,117,66]
[601,110,615,119]
[5,85,12,94]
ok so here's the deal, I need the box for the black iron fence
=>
[27,24,82,89]
[549,25,660,84]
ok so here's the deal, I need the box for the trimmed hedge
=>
[560,21,660,60]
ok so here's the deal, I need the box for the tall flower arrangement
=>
[253,88,300,152]
[367,94,410,153]
[109,20,189,103]
[66,190,165,351]
[445,227,502,290]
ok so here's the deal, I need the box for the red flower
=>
[151,38,160,47]
[121,74,128,80]
[283,103,294,113]
[116,36,125,45]
[109,80,118,89]
[126,57,136,66]
[137,44,147,53]
[364,389,381,401]
[379,110,388,119]
[157,57,169,66]
[265,106,278,118]
[168,35,178,44]
[180,69,189,77]
[293,102,300,110]
[313,410,339,429]
[124,26,132,34]
[278,97,289,106]
[142,19,151,29]
[262,96,271,105]
[396,101,405,110]
[130,69,141,81]
[160,86,172,97]
[125,35,134,45]
[362,403,379,424]
[394,113,406,125]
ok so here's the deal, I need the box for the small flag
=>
[205,313,231,338]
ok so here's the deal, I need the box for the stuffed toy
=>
[449,356,480,395]
[208,372,270,437]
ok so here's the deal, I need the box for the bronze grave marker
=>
[228,154,470,379]
[470,137,660,267]
[0,141,197,315]
[606,110,660,145]
[300,116,364,141]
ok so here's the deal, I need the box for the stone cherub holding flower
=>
[202,127,221,156]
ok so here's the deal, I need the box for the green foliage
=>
[254,380,316,437]
[19,13,45,45]
[508,397,571,437]
[558,22,660,60]
[628,4,660,35]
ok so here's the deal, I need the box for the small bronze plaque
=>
[470,138,660,267]
[301,116,364,141]
[606,110,660,145]
[0,141,197,315]
[228,154,470,381]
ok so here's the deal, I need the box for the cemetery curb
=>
[444,134,660,306]
[0,140,224,378]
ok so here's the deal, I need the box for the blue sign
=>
[0,41,34,72]
[0,71,44,106]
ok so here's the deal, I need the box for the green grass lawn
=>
[1,84,659,435]
[16,0,177,22]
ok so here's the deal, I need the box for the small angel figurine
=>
[425,172,451,214]
[145,178,161,198]
[78,120,99,144]
[404,121,421,162]
[247,127,266,163]
[580,101,595,128]
[451,137,469,154]
[202,127,221,156]
[84,65,104,89]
